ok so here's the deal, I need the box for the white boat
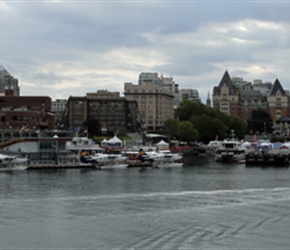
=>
[206,140,223,155]
[66,137,104,154]
[146,150,183,164]
[122,147,183,167]
[0,153,29,169]
[215,130,247,163]
[90,153,128,166]
[69,137,130,168]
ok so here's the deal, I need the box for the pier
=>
[245,149,290,167]
[27,163,98,170]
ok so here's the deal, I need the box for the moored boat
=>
[215,130,247,163]
[123,147,183,167]
[0,153,29,169]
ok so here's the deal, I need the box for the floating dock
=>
[27,163,98,170]
[26,162,153,170]
[245,149,290,166]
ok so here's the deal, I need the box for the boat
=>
[66,137,104,154]
[0,153,29,169]
[146,150,183,164]
[206,140,223,155]
[89,153,128,168]
[215,130,247,163]
[123,148,183,167]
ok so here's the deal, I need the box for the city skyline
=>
[1,1,290,103]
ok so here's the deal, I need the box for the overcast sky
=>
[1,1,290,103]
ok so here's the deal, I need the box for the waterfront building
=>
[252,80,273,95]
[124,73,176,131]
[0,65,20,96]
[213,71,290,125]
[67,90,141,134]
[179,89,200,103]
[0,96,53,128]
[0,96,54,142]
[212,71,241,116]
[52,99,67,130]
[240,90,268,121]
[267,79,289,122]
[52,99,67,113]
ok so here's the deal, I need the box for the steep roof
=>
[218,71,232,87]
[213,71,237,95]
[269,79,286,96]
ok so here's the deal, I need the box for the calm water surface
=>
[1,157,290,249]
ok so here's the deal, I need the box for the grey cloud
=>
[1,1,290,103]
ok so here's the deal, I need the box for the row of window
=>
[125,89,167,94]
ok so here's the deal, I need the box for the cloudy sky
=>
[1,1,290,103]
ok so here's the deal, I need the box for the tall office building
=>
[0,65,20,96]
[124,73,176,131]
[179,89,200,103]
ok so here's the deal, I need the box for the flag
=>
[20,125,25,133]
[253,133,257,142]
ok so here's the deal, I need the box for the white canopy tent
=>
[107,136,123,147]
[155,140,169,150]
[100,138,108,147]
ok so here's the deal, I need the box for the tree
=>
[83,118,102,137]
[190,115,228,142]
[177,121,199,142]
[176,100,202,121]
[228,115,246,139]
[164,118,179,140]
[190,114,214,142]
[247,109,273,135]
[211,118,228,141]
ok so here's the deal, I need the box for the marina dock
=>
[27,163,98,170]
[245,149,290,166]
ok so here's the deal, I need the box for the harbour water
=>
[1,156,290,249]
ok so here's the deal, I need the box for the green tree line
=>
[163,100,248,143]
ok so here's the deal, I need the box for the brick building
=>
[267,79,289,122]
[0,96,54,130]
[67,90,141,134]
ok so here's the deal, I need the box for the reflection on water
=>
[0,157,290,248]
